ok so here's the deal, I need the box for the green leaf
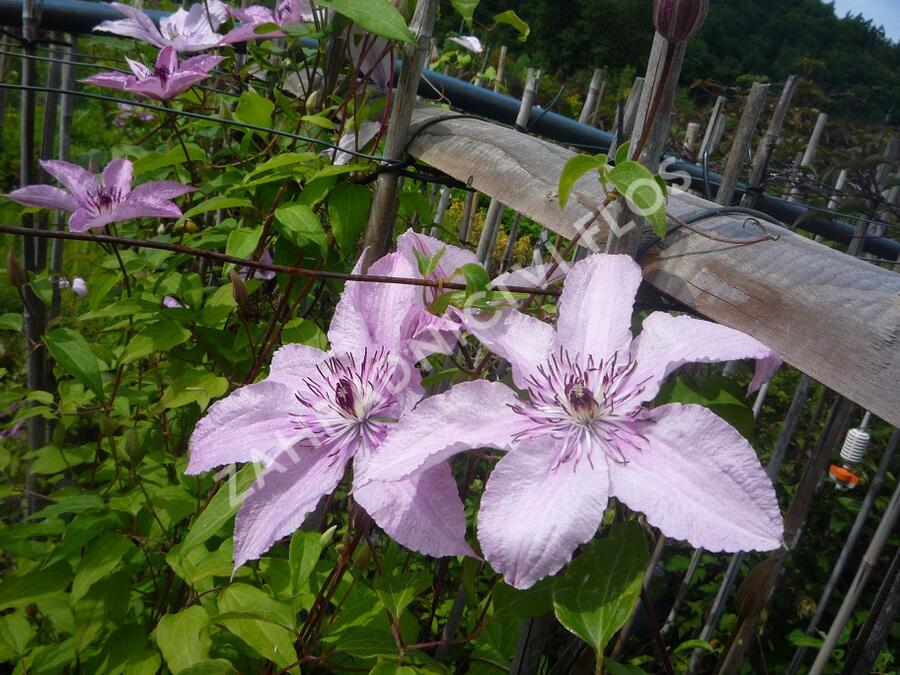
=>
[605,659,650,675]
[181,464,257,552]
[315,0,414,43]
[289,530,323,595]
[614,140,631,166]
[327,183,372,257]
[0,313,22,331]
[607,160,668,237]
[558,154,607,208]
[44,328,104,398]
[455,262,491,296]
[133,144,205,175]
[235,90,275,129]
[0,561,72,611]
[121,318,191,364]
[451,0,479,27]
[413,247,446,278]
[274,203,328,253]
[215,584,297,668]
[675,638,718,653]
[491,10,530,41]
[182,196,252,220]
[71,533,135,603]
[281,318,328,350]
[493,578,555,618]
[153,367,229,412]
[225,226,263,263]
[243,152,316,183]
[552,521,648,655]
[655,375,755,439]
[0,613,34,661]
[374,570,431,617]
[155,606,212,673]
[786,629,822,649]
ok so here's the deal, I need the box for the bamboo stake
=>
[492,45,507,93]
[801,111,828,168]
[698,95,725,159]
[578,68,605,125]
[740,75,799,208]
[809,475,900,674]
[716,82,769,205]
[683,121,700,155]
[609,76,645,156]
[590,79,609,128]
[363,0,439,269]
[788,428,899,674]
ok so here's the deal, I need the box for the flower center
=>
[153,64,174,84]
[511,347,649,469]
[274,2,291,24]
[85,186,124,217]
[292,348,402,464]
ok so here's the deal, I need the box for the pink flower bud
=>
[652,0,709,43]
[71,277,88,297]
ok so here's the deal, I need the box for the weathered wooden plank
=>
[406,105,900,426]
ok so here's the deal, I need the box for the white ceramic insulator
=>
[840,428,870,465]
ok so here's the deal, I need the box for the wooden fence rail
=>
[406,105,900,427]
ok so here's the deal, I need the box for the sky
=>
[828,0,900,42]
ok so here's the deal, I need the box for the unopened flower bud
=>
[71,277,88,298]
[7,248,27,288]
[652,0,709,43]
[229,269,248,307]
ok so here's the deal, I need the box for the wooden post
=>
[363,0,439,269]
[801,111,828,168]
[578,68,605,125]
[459,191,477,243]
[698,95,725,159]
[473,44,492,88]
[683,121,700,155]
[590,79,609,128]
[492,45,507,93]
[740,75,799,208]
[786,151,805,203]
[607,33,687,255]
[716,82,769,205]
[848,139,898,256]
[609,76,645,156]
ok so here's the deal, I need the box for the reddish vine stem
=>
[0,225,560,297]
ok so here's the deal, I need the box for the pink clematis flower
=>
[365,254,785,589]
[348,29,394,90]
[449,35,484,53]
[5,159,194,232]
[84,46,222,101]
[95,0,229,52]
[221,0,313,44]
[186,235,478,569]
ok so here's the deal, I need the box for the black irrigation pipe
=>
[1,0,898,259]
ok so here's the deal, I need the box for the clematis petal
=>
[158,71,210,99]
[155,45,179,74]
[329,252,419,354]
[112,198,182,223]
[353,459,474,558]
[407,311,462,359]
[95,3,164,46]
[233,449,347,568]
[220,23,278,44]
[609,403,783,552]
[229,5,275,25]
[266,343,327,387]
[454,306,554,389]
[348,30,393,90]
[186,381,304,474]
[180,53,223,74]
[6,185,78,212]
[396,229,479,284]
[491,262,566,291]
[101,158,134,195]
[627,312,782,406]
[363,380,524,483]
[39,160,97,200]
[555,253,642,363]
[125,56,152,79]
[129,181,195,201]
[477,440,610,589]
[82,71,135,91]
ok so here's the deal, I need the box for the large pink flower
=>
[220,0,313,44]
[95,0,229,52]
[5,159,194,232]
[365,254,784,589]
[84,46,222,101]
[187,235,479,569]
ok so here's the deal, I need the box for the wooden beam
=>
[406,105,900,426]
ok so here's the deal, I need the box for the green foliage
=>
[315,0,415,43]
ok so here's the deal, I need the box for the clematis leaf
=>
[491,10,530,41]
[558,153,607,208]
[374,570,431,618]
[327,183,371,257]
[44,328,105,398]
[552,521,648,658]
[607,159,668,237]
[274,203,328,254]
[451,0,479,27]
[315,0,414,43]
